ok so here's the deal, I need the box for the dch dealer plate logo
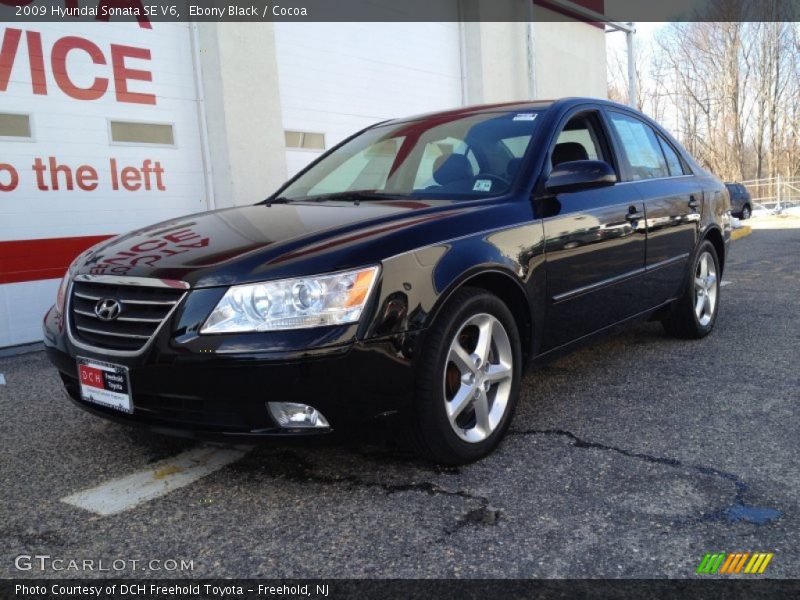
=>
[696,552,774,575]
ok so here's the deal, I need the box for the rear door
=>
[605,110,702,303]
[540,109,648,350]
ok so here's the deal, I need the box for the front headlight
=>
[200,266,380,334]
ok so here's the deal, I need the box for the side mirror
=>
[545,160,617,194]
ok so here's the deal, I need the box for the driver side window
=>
[551,114,606,168]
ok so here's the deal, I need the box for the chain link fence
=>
[740,176,800,214]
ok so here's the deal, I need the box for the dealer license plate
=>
[77,357,133,414]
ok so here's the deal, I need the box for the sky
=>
[605,21,665,55]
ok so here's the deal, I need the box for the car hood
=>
[74,199,491,288]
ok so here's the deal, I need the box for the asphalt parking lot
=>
[1,227,798,579]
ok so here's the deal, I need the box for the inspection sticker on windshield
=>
[513,113,537,121]
[77,358,132,413]
[473,179,492,192]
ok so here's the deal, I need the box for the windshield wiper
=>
[260,196,292,206]
[297,191,402,203]
[261,191,403,206]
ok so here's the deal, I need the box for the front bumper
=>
[43,305,418,441]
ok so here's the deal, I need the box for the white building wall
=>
[273,22,464,177]
[533,17,608,99]
[461,22,531,104]
[196,23,288,208]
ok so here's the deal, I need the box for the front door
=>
[540,110,648,350]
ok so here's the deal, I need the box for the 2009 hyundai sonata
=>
[44,98,731,464]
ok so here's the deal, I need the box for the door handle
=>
[688,195,700,209]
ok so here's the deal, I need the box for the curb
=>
[731,226,752,241]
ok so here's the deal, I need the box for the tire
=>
[741,205,751,220]
[407,287,523,465]
[662,240,721,339]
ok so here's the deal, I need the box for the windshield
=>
[277,109,543,201]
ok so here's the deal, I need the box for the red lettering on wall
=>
[110,44,155,105]
[109,158,165,190]
[31,158,102,191]
[25,31,47,95]
[32,157,48,191]
[76,165,99,191]
[0,163,19,192]
[0,28,22,92]
[1,28,155,104]
[51,36,109,101]
[120,166,141,191]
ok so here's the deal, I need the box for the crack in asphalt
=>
[509,428,780,525]
[230,450,494,534]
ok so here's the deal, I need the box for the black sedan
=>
[43,98,732,464]
[725,182,753,219]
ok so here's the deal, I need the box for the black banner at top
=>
[0,0,798,24]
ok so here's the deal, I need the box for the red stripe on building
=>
[534,0,606,29]
[0,235,114,285]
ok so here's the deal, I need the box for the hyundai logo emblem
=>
[94,298,122,321]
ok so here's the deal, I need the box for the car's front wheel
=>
[408,287,522,465]
[741,205,751,220]
[662,240,721,339]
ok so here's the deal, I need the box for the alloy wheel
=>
[443,313,513,443]
[694,251,718,327]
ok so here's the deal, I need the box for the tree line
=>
[609,21,799,186]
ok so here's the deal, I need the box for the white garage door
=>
[274,20,464,177]
[0,22,207,347]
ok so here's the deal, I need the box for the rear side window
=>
[657,135,687,176]
[607,112,669,180]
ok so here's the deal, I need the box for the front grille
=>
[69,280,185,352]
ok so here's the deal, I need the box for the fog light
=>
[267,402,330,429]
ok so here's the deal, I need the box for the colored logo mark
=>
[696,552,774,574]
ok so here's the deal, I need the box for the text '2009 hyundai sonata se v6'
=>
[44,98,731,464]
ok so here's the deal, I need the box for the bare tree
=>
[609,19,800,183]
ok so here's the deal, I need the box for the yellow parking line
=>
[731,226,752,241]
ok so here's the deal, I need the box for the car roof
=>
[379,97,638,127]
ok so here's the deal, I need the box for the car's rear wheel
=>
[408,287,522,465]
[662,240,720,339]
[741,205,751,220]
